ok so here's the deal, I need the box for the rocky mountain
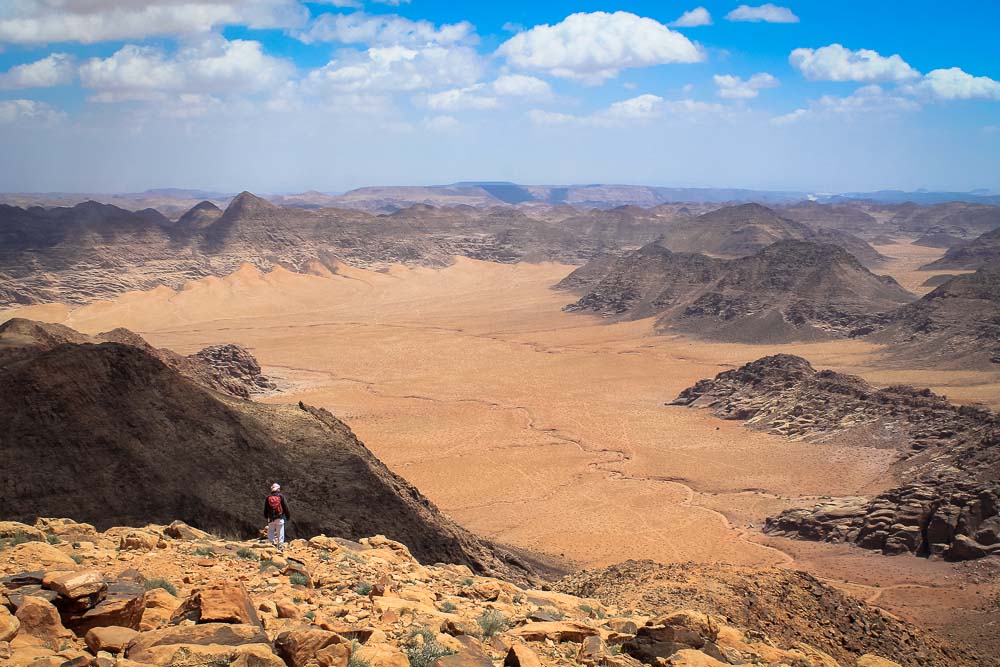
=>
[873,268,1000,368]
[652,203,885,268]
[0,319,530,581]
[888,202,1000,239]
[560,240,914,343]
[777,201,880,235]
[669,355,1000,561]
[0,517,961,667]
[920,227,1000,270]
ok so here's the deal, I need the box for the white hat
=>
[271,483,280,492]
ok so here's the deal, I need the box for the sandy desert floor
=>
[5,240,999,646]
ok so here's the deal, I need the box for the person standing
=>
[264,483,290,550]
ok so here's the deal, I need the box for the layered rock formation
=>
[560,241,913,343]
[669,355,1000,560]
[0,518,970,667]
[0,319,528,582]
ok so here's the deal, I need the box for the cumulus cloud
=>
[303,45,482,95]
[725,4,799,23]
[0,99,63,124]
[771,85,919,125]
[298,12,476,46]
[790,44,919,83]
[423,84,497,110]
[422,115,459,131]
[671,7,712,27]
[0,54,75,89]
[497,11,704,84]
[492,74,551,97]
[528,94,677,126]
[79,36,294,102]
[903,67,1000,101]
[713,72,778,99]
[0,0,307,44]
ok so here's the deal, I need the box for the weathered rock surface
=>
[670,354,1000,559]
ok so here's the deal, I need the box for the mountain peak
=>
[223,191,276,217]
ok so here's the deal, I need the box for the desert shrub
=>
[144,578,178,596]
[355,581,373,596]
[193,546,215,557]
[439,601,457,614]
[476,609,509,638]
[304,610,316,621]
[70,554,84,565]
[318,550,332,562]
[236,547,259,561]
[259,559,279,572]
[459,577,474,587]
[342,551,364,564]
[46,534,62,545]
[348,642,370,667]
[289,572,309,587]
[403,628,455,667]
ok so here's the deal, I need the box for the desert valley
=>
[2,186,999,667]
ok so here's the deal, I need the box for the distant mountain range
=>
[3,183,998,215]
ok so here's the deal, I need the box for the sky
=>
[0,1,998,194]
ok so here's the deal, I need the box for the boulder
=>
[307,536,342,553]
[33,519,99,543]
[119,531,162,552]
[275,600,300,620]
[622,612,725,665]
[353,643,409,667]
[857,656,903,667]
[43,571,107,600]
[503,644,541,667]
[85,626,139,654]
[170,583,261,627]
[0,522,46,543]
[662,649,728,667]
[125,623,270,663]
[4,543,78,569]
[0,606,19,643]
[140,589,179,632]
[432,636,491,667]
[61,580,146,634]
[163,521,211,541]
[274,628,350,667]
[576,636,609,665]
[507,621,599,643]
[13,596,73,645]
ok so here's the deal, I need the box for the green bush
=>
[144,578,178,596]
[193,546,215,557]
[438,601,457,614]
[259,559,279,572]
[459,577,474,587]
[318,550,332,562]
[355,581,373,596]
[289,572,309,587]
[403,628,455,667]
[236,547,259,561]
[348,641,371,667]
[476,609,510,638]
[70,554,84,565]
[303,610,316,621]
[46,534,62,545]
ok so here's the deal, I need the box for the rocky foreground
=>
[670,355,1000,560]
[0,519,974,667]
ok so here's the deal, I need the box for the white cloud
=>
[79,36,294,102]
[423,84,497,110]
[713,72,778,99]
[527,94,667,126]
[0,99,63,124]
[671,7,712,27]
[497,11,704,84]
[422,115,459,131]
[903,67,1000,101]
[0,0,307,44]
[298,12,476,47]
[790,44,919,83]
[0,53,75,89]
[771,84,919,125]
[303,45,482,94]
[725,4,799,23]
[492,74,551,97]
[605,94,664,120]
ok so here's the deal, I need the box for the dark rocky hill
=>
[669,355,1000,561]
[921,226,1000,270]
[562,240,913,342]
[0,319,532,582]
[873,268,1000,368]
[656,203,885,267]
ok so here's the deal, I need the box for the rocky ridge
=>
[0,319,527,582]
[669,355,1000,560]
[920,226,1000,270]
[559,241,913,343]
[0,518,970,667]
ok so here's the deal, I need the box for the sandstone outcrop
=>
[670,355,1000,559]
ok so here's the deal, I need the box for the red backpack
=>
[267,493,284,519]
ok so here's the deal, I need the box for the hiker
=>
[264,482,291,550]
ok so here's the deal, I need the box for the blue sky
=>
[0,1,997,194]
